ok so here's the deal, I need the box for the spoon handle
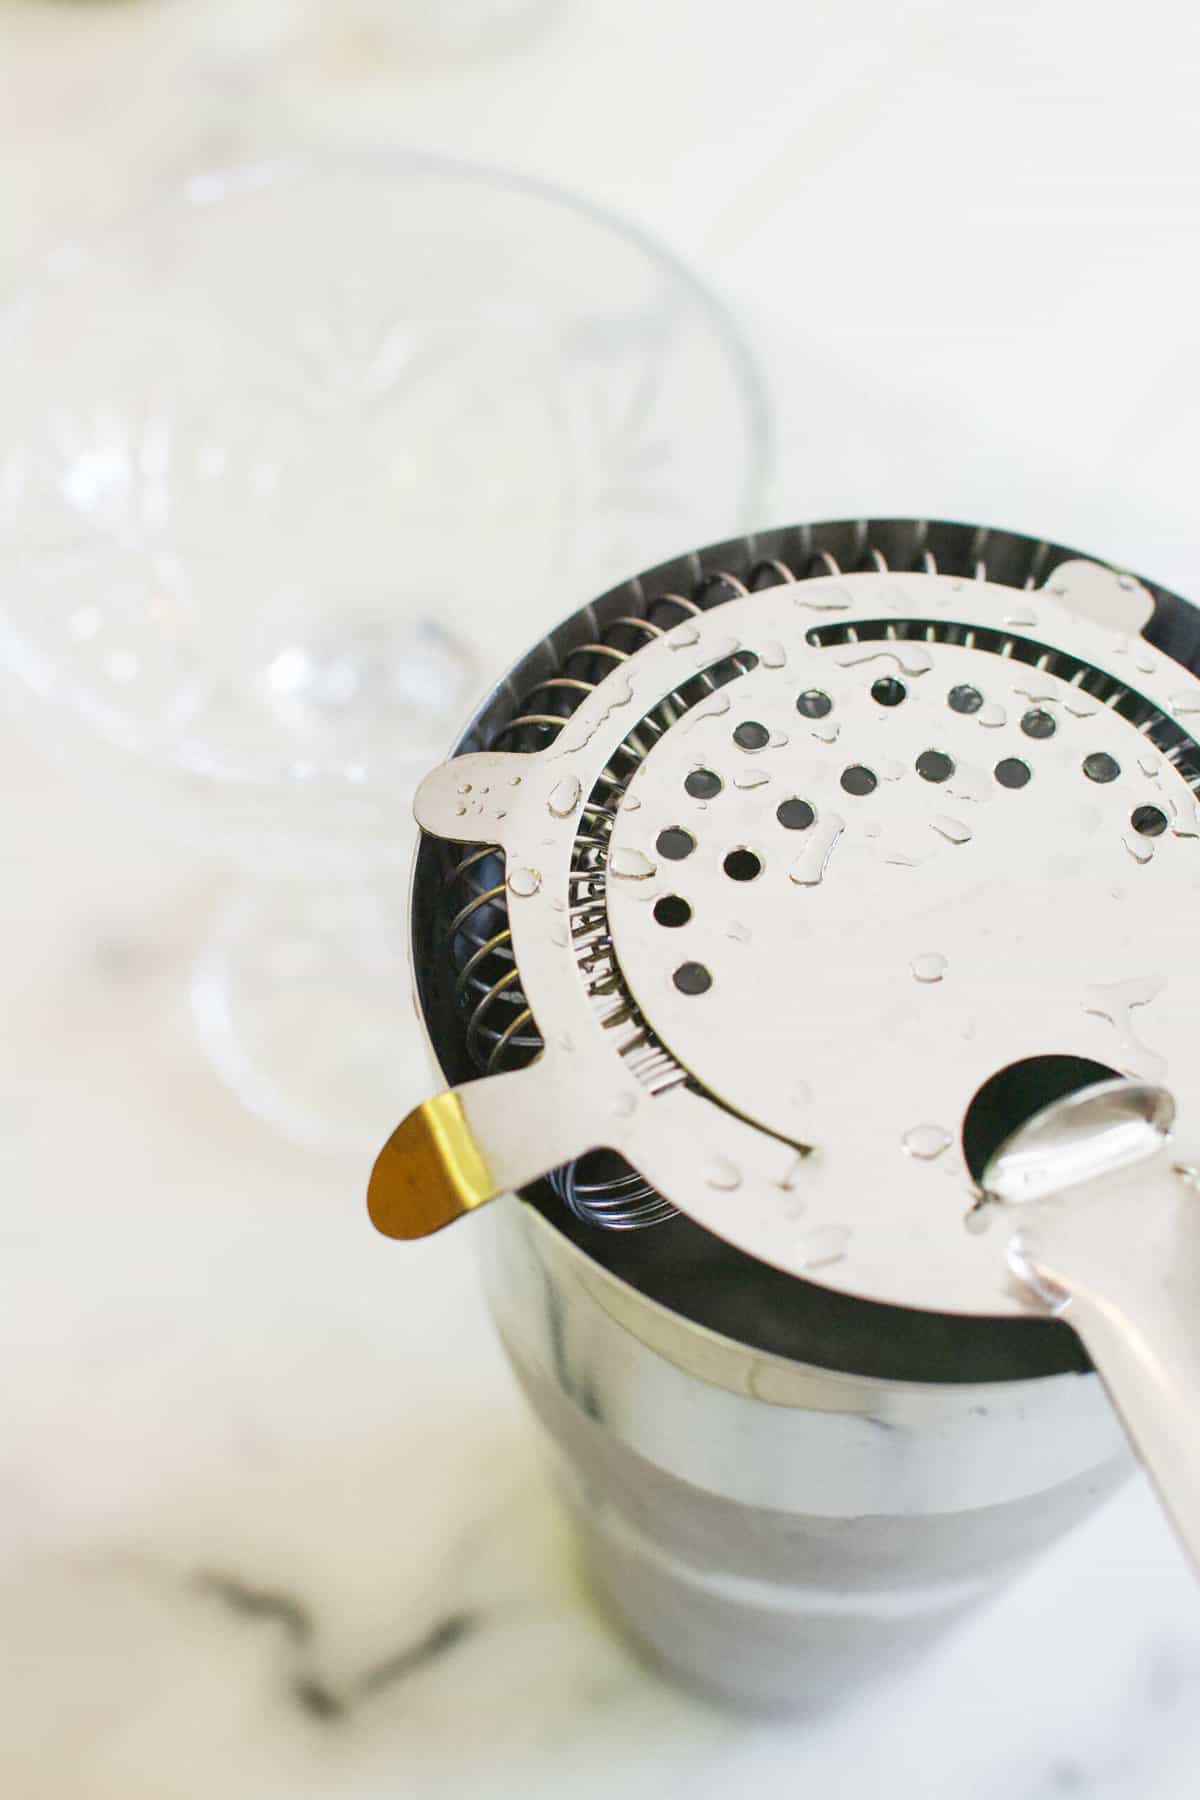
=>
[1010,1159,1200,1576]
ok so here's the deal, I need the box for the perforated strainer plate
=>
[379,560,1200,1317]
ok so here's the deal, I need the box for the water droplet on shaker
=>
[507,865,542,898]
[759,640,787,669]
[734,769,771,790]
[548,773,582,818]
[911,952,948,983]
[704,1156,742,1191]
[549,920,569,948]
[978,701,1007,728]
[902,1124,951,1160]
[1169,691,1200,716]
[609,847,658,880]
[623,793,642,811]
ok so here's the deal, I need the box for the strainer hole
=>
[776,797,816,830]
[796,689,833,719]
[948,684,984,715]
[723,848,762,882]
[1131,804,1168,837]
[653,894,692,928]
[840,764,878,797]
[673,961,712,995]
[1083,751,1120,784]
[685,768,722,799]
[1020,708,1057,740]
[916,749,954,783]
[871,676,907,707]
[962,1054,1122,1186]
[733,720,770,751]
[656,827,696,861]
[994,757,1031,789]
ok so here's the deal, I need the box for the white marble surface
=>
[3,1,1200,1793]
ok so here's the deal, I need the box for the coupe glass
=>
[0,153,767,1155]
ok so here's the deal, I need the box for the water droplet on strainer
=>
[548,773,582,818]
[789,816,845,886]
[609,847,657,880]
[978,702,1007,729]
[930,815,972,845]
[1171,797,1200,838]
[734,769,771,791]
[911,952,948,984]
[760,640,787,669]
[1138,753,1162,779]
[683,693,732,732]
[507,865,542,898]
[623,794,642,812]
[549,920,569,948]
[838,644,934,677]
[455,802,468,817]
[1169,691,1200,716]
[798,1224,851,1269]
[704,1156,742,1192]
[810,722,841,744]
[1003,605,1038,627]
[1084,973,1167,1080]
[699,634,742,666]
[794,585,853,612]
[726,920,751,944]
[902,1124,951,1160]
[666,621,701,650]
[1122,831,1156,865]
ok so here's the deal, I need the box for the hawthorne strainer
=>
[370,518,1200,1679]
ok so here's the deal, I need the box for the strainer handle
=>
[1010,1161,1200,1579]
[368,1060,595,1239]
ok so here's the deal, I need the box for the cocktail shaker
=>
[370,518,1200,1708]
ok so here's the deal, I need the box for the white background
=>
[2,2,1200,1795]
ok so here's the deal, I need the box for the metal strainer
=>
[371,518,1200,1599]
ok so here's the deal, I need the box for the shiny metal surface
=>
[986,1079,1200,1579]
[377,559,1200,1317]
[476,1194,1130,1710]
